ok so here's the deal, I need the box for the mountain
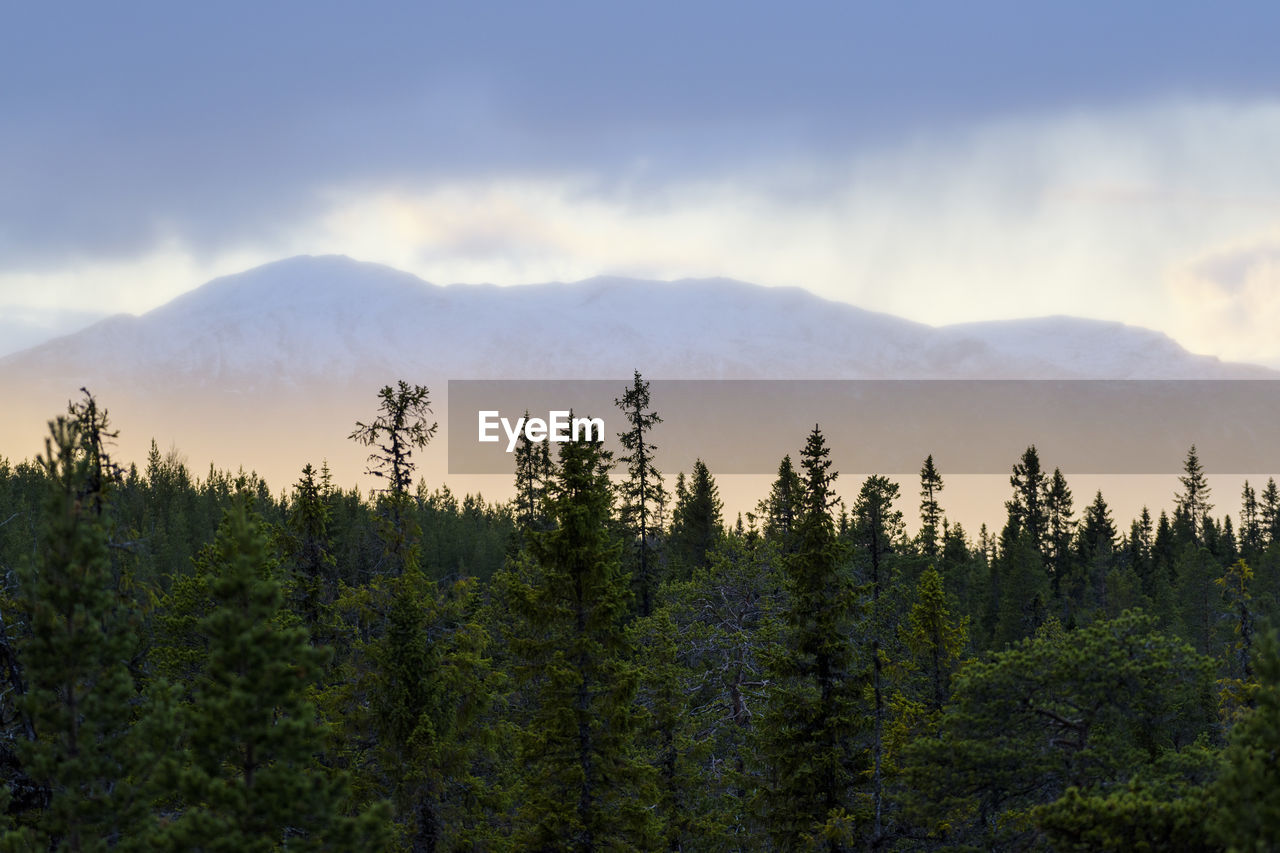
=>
[4,254,1267,384]
[0,254,1272,493]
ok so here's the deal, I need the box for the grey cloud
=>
[5,0,1280,268]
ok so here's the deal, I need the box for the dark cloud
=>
[4,0,1280,267]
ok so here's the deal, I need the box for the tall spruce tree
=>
[851,474,904,842]
[6,410,154,849]
[1262,478,1280,546]
[758,426,866,850]
[284,462,338,635]
[918,455,944,559]
[1175,445,1212,545]
[1075,490,1118,616]
[615,371,667,617]
[1007,446,1049,557]
[901,566,968,713]
[512,411,554,532]
[763,455,804,555]
[1044,468,1075,601]
[156,501,383,851]
[508,431,657,849]
[350,382,437,570]
[668,459,722,579]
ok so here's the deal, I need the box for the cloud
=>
[7,98,1280,368]
[1170,238,1280,366]
[6,2,1280,274]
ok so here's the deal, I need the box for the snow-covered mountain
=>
[2,254,1268,385]
[0,255,1271,492]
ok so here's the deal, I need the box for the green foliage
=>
[918,454,944,559]
[347,569,496,850]
[1213,629,1280,850]
[5,413,156,850]
[349,382,438,499]
[901,566,968,713]
[757,426,869,850]
[615,370,668,617]
[6,390,1280,850]
[155,502,385,851]
[902,610,1216,848]
[506,434,659,849]
[669,459,723,580]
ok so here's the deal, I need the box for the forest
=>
[0,375,1276,851]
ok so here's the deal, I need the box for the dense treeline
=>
[0,380,1278,850]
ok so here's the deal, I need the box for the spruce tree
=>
[615,370,667,617]
[6,412,154,849]
[1044,468,1075,601]
[1175,445,1212,545]
[355,570,495,850]
[668,459,722,579]
[157,502,384,851]
[1075,490,1118,616]
[994,449,1052,644]
[851,474,904,842]
[763,455,804,555]
[1240,481,1263,558]
[758,426,866,850]
[1212,629,1280,847]
[512,411,553,532]
[349,382,437,569]
[284,462,338,634]
[918,455,944,559]
[1007,446,1049,557]
[508,432,657,849]
[1262,478,1280,546]
[1128,507,1156,600]
[900,566,968,713]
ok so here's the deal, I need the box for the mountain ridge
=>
[2,253,1271,382]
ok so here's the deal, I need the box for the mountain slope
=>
[5,254,1266,384]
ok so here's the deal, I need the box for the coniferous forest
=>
[2,377,1280,851]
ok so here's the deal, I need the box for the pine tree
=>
[661,533,780,843]
[1215,558,1256,721]
[758,426,867,850]
[903,611,1215,849]
[1128,507,1155,601]
[354,569,495,850]
[1240,481,1263,558]
[763,455,804,554]
[349,382,438,569]
[1175,445,1212,545]
[512,411,553,532]
[851,474,904,842]
[615,371,668,617]
[156,502,384,851]
[918,455,944,559]
[1212,629,1280,847]
[1075,490,1118,616]
[1262,478,1280,547]
[900,565,968,712]
[6,411,155,849]
[284,462,338,634]
[1007,446,1049,557]
[1044,468,1075,601]
[508,433,657,849]
[668,459,722,579]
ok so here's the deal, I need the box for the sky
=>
[5,1,1280,364]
